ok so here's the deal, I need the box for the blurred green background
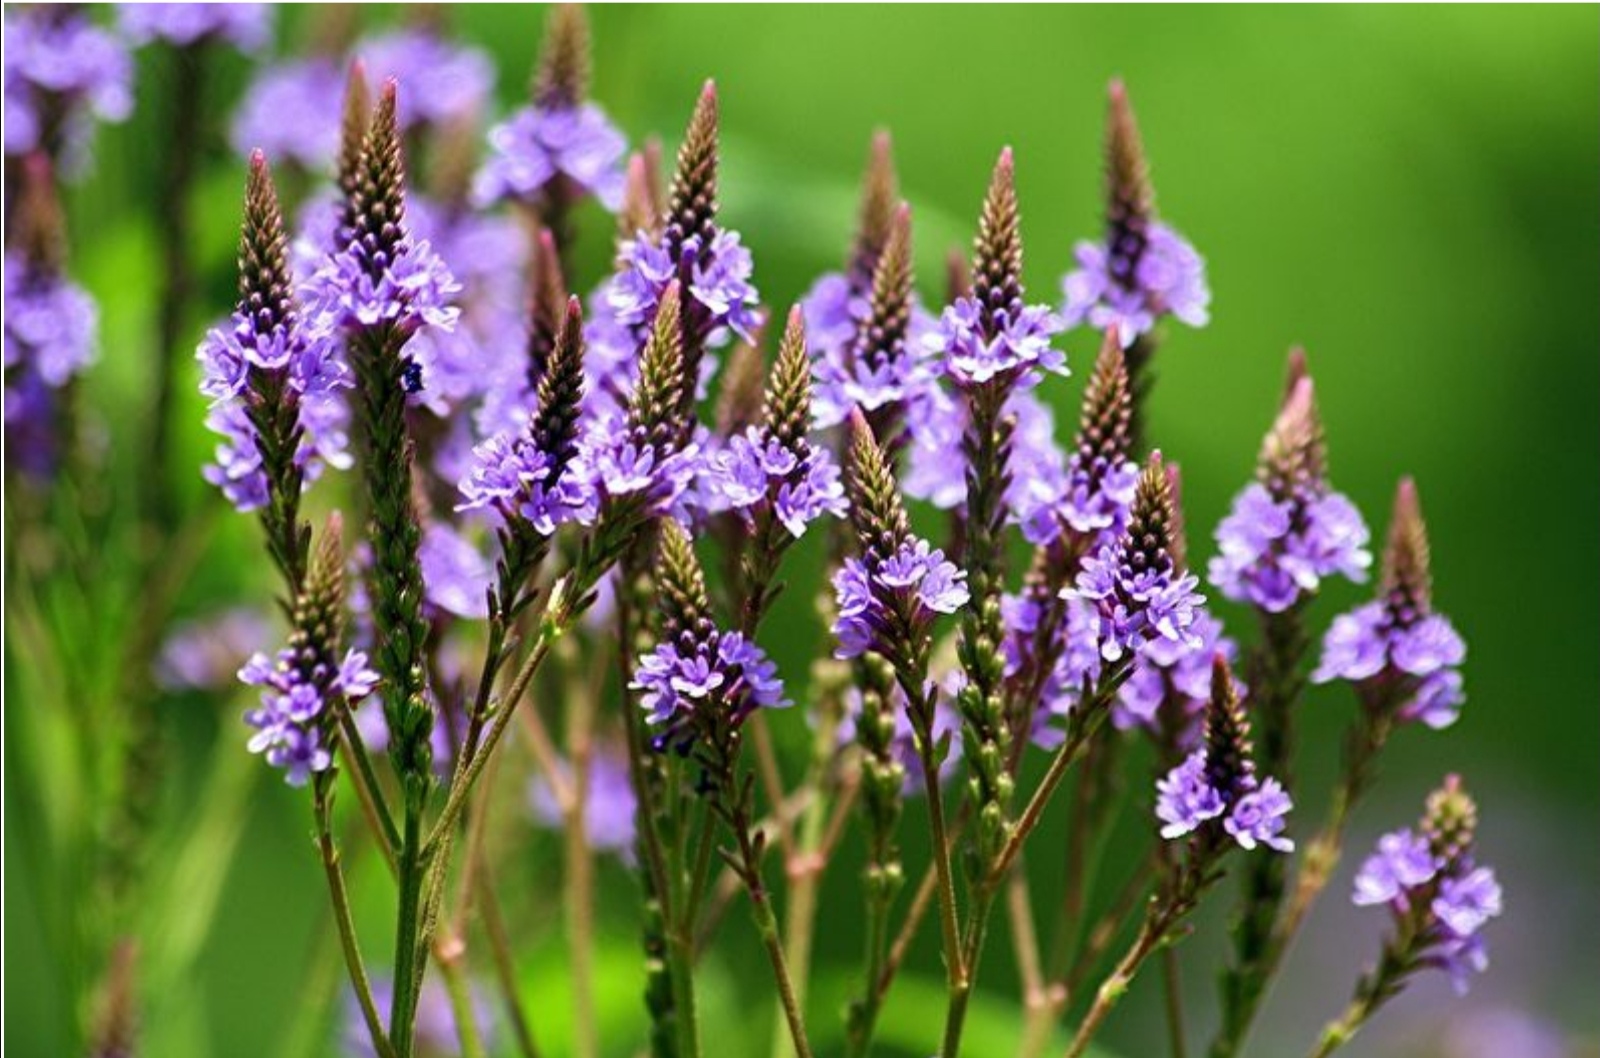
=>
[6,5,1598,1057]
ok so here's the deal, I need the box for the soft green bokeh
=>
[6,5,1597,1057]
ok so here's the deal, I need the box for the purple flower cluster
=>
[1068,531,1205,664]
[474,102,627,210]
[457,431,598,534]
[1012,419,1139,549]
[610,229,760,344]
[633,628,788,752]
[1313,601,1466,728]
[3,254,98,476]
[1060,223,1209,345]
[117,4,272,51]
[1001,592,1102,747]
[4,9,132,161]
[833,538,971,661]
[240,645,379,786]
[1352,827,1502,993]
[528,746,639,862]
[360,28,494,129]
[903,388,1066,515]
[1210,482,1372,613]
[196,310,352,511]
[305,235,462,343]
[1155,750,1294,852]
[580,420,701,520]
[419,522,493,620]
[704,426,847,537]
[800,271,937,429]
[155,608,272,692]
[925,296,1066,390]
[1114,609,1240,739]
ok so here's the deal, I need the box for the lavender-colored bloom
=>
[240,645,379,786]
[1352,828,1439,908]
[230,58,343,168]
[4,10,133,160]
[4,253,98,475]
[528,747,638,862]
[1155,748,1293,852]
[344,975,495,1058]
[420,523,492,619]
[611,229,760,343]
[155,608,272,691]
[474,102,627,210]
[1069,538,1204,664]
[1114,608,1240,739]
[1433,866,1504,939]
[118,4,271,51]
[305,235,461,341]
[1210,483,1372,613]
[925,295,1066,389]
[457,432,597,534]
[632,629,788,752]
[360,28,494,130]
[1313,602,1467,727]
[833,537,970,661]
[1060,222,1209,345]
[904,387,1066,515]
[705,426,847,537]
[1001,592,1103,748]
[578,417,701,519]
[801,269,938,429]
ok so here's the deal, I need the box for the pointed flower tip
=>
[1284,345,1310,395]
[1209,650,1233,697]
[249,148,268,174]
[1394,475,1421,520]
[1108,77,1128,104]
[784,301,806,336]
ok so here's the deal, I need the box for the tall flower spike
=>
[628,281,687,448]
[1104,79,1155,294]
[619,144,665,243]
[850,130,900,286]
[845,408,911,561]
[659,518,713,645]
[714,333,766,437]
[337,60,371,218]
[534,4,590,109]
[527,227,569,390]
[14,153,65,272]
[664,80,719,256]
[1381,477,1432,619]
[1202,654,1253,800]
[972,147,1022,326]
[765,306,814,453]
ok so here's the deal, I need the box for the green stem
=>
[314,775,395,1058]
[389,796,427,1058]
[436,949,489,1058]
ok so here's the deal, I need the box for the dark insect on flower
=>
[402,358,424,394]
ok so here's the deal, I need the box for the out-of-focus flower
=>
[118,4,272,51]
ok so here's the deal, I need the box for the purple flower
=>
[579,419,701,519]
[4,254,98,476]
[457,432,597,535]
[1069,539,1204,664]
[1060,222,1209,345]
[1433,866,1503,939]
[230,58,343,168]
[925,295,1066,389]
[474,102,627,210]
[1155,749,1293,852]
[419,523,492,620]
[528,746,638,862]
[1352,828,1439,909]
[305,235,461,342]
[632,628,788,752]
[832,537,970,661]
[705,426,847,538]
[359,28,494,130]
[1001,592,1104,748]
[1209,483,1372,613]
[1313,602,1467,726]
[801,269,938,429]
[4,10,132,162]
[610,229,760,344]
[118,4,272,51]
[240,645,379,786]
[903,387,1067,515]
[155,608,272,691]
[1114,609,1240,741]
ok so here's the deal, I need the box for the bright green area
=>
[6,5,1597,1057]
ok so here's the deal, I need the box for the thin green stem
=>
[436,948,489,1058]
[314,777,395,1058]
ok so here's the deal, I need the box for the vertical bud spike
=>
[14,153,65,273]
[337,59,371,208]
[714,318,768,437]
[845,408,911,559]
[855,204,915,373]
[240,151,294,331]
[972,146,1023,322]
[1258,373,1326,500]
[1282,345,1310,405]
[658,518,711,643]
[1421,773,1477,863]
[619,147,665,242]
[534,3,591,108]
[1127,450,1180,576]
[427,112,483,205]
[627,281,686,447]
[352,80,407,260]
[945,246,973,304]
[850,130,899,284]
[1380,477,1432,617]
[764,306,813,452]
[1203,653,1254,797]
[1165,460,1189,574]
[665,81,719,254]
[1105,78,1155,290]
[526,227,569,389]
[297,512,348,658]
[1074,326,1133,465]
[531,296,587,467]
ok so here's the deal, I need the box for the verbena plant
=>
[4,6,1501,1058]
